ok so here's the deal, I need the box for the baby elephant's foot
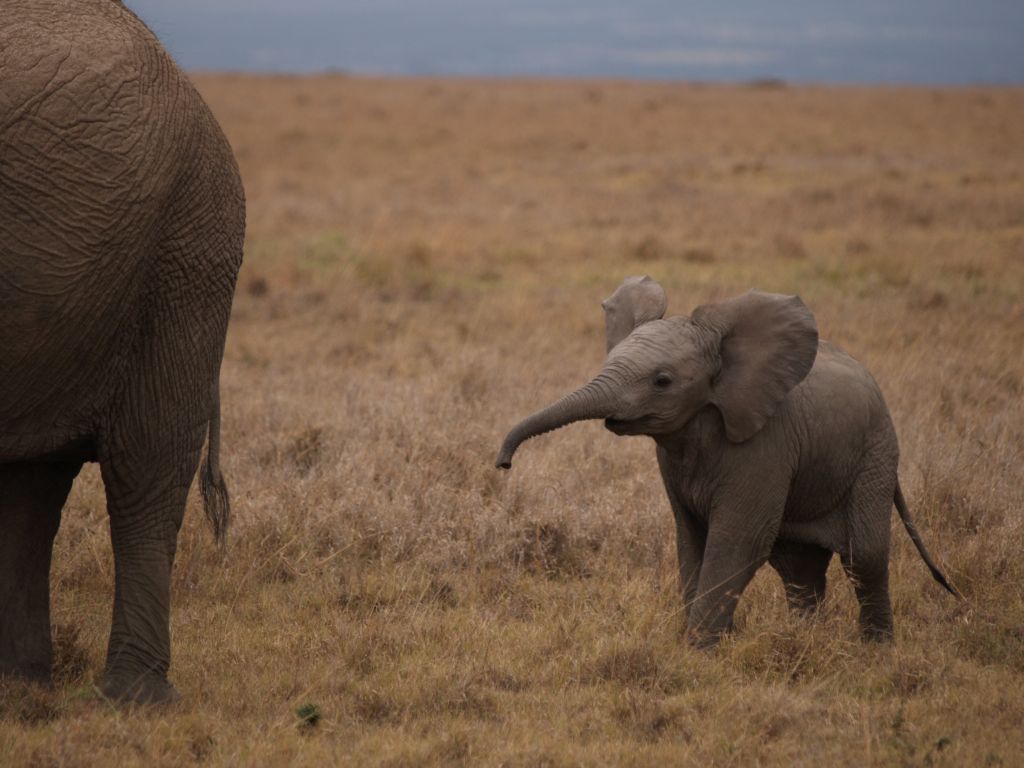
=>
[785,588,826,618]
[858,604,894,643]
[686,627,728,650]
[101,672,180,705]
[860,623,895,643]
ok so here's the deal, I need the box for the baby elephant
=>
[496,276,957,646]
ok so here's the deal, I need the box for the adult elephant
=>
[497,277,957,647]
[0,1,243,703]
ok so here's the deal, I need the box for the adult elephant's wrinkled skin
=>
[497,276,958,647]
[0,0,244,703]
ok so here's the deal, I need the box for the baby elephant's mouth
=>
[604,417,631,435]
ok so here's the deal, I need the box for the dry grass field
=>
[3,75,1024,765]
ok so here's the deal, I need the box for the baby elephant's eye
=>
[654,373,673,388]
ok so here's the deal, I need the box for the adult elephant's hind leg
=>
[768,540,832,616]
[98,426,204,704]
[96,299,213,704]
[0,462,81,683]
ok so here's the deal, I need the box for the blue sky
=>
[129,1,1024,84]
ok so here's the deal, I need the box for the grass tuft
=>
[295,702,322,730]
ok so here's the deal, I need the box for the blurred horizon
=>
[128,0,1024,85]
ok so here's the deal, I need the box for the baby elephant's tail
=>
[895,480,959,597]
[200,381,230,546]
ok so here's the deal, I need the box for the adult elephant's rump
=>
[0,0,244,703]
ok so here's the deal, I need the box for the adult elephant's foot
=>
[0,659,53,686]
[101,671,181,705]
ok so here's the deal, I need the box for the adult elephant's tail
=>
[200,380,230,545]
[895,480,959,597]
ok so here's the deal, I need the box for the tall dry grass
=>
[2,77,1023,766]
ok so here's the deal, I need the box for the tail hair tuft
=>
[200,456,230,546]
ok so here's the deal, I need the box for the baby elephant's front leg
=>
[686,510,777,647]
[672,506,707,612]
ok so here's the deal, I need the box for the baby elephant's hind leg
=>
[769,540,833,616]
[841,465,897,641]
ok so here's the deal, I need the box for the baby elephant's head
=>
[496,276,818,469]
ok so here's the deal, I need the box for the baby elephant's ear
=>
[692,290,818,443]
[602,275,667,352]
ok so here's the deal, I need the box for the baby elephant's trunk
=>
[496,377,614,469]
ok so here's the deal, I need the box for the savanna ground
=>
[3,76,1024,766]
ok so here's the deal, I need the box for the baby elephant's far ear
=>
[602,275,667,352]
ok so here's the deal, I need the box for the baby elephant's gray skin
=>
[497,276,957,647]
[0,1,243,702]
